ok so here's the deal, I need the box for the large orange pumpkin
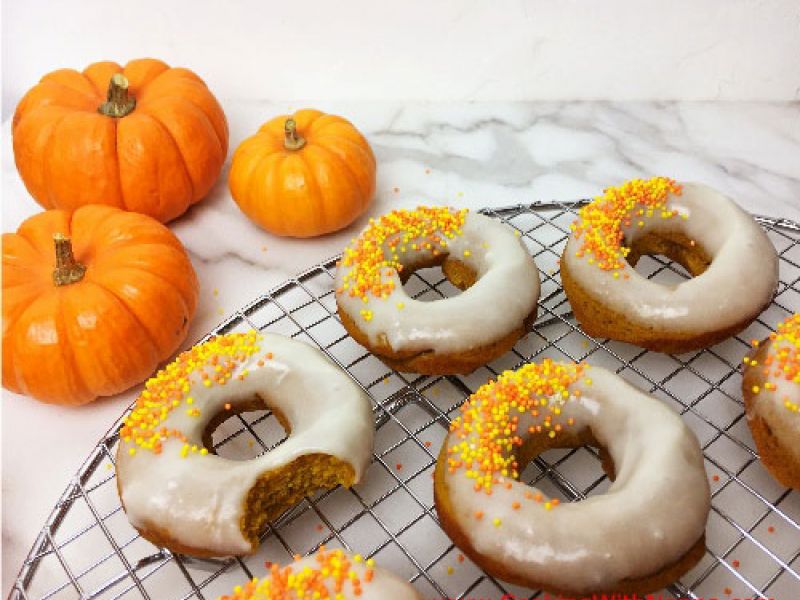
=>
[2,205,199,405]
[12,58,228,223]
[229,109,376,237]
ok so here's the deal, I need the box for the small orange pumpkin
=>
[2,205,199,405]
[13,58,228,223]
[229,109,376,237]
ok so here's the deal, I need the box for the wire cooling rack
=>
[9,202,800,600]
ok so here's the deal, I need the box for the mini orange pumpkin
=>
[13,58,228,223]
[2,205,199,405]
[229,109,376,237]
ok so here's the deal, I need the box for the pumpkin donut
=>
[116,331,374,557]
[434,360,710,596]
[742,313,800,489]
[218,547,420,599]
[335,206,540,374]
[561,177,778,353]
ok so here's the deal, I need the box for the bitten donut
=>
[434,360,710,596]
[743,313,800,489]
[218,547,420,599]
[335,206,540,374]
[561,177,778,353]
[116,331,374,557]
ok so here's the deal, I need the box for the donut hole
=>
[203,396,289,460]
[624,230,711,283]
[516,426,617,501]
[400,254,478,301]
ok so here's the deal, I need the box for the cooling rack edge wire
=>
[10,201,800,600]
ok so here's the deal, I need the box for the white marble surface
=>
[2,100,800,594]
[3,0,800,114]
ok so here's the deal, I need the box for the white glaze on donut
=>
[220,549,420,599]
[335,209,540,354]
[439,364,710,592]
[745,316,800,465]
[563,182,778,333]
[116,333,374,556]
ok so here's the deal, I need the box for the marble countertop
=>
[2,100,800,593]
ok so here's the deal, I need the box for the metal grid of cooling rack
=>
[10,202,800,600]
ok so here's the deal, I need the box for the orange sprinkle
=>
[712,475,720,482]
[570,177,682,274]
[732,559,740,568]
[457,553,465,563]
[424,441,432,448]
[768,526,775,533]
[395,463,403,470]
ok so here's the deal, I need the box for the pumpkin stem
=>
[98,74,136,118]
[53,234,86,286]
[283,118,307,150]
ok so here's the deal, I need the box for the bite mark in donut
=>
[115,332,374,557]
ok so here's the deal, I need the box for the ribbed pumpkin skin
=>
[12,58,228,223]
[229,109,376,238]
[2,205,199,405]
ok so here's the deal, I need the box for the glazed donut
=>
[434,360,710,595]
[743,313,800,489]
[561,177,778,353]
[116,331,374,557]
[218,547,420,599]
[335,206,540,374]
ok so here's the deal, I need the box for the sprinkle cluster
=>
[447,360,587,514]
[337,206,468,313]
[121,332,271,456]
[745,313,800,414]
[219,548,375,600]
[570,177,683,274]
